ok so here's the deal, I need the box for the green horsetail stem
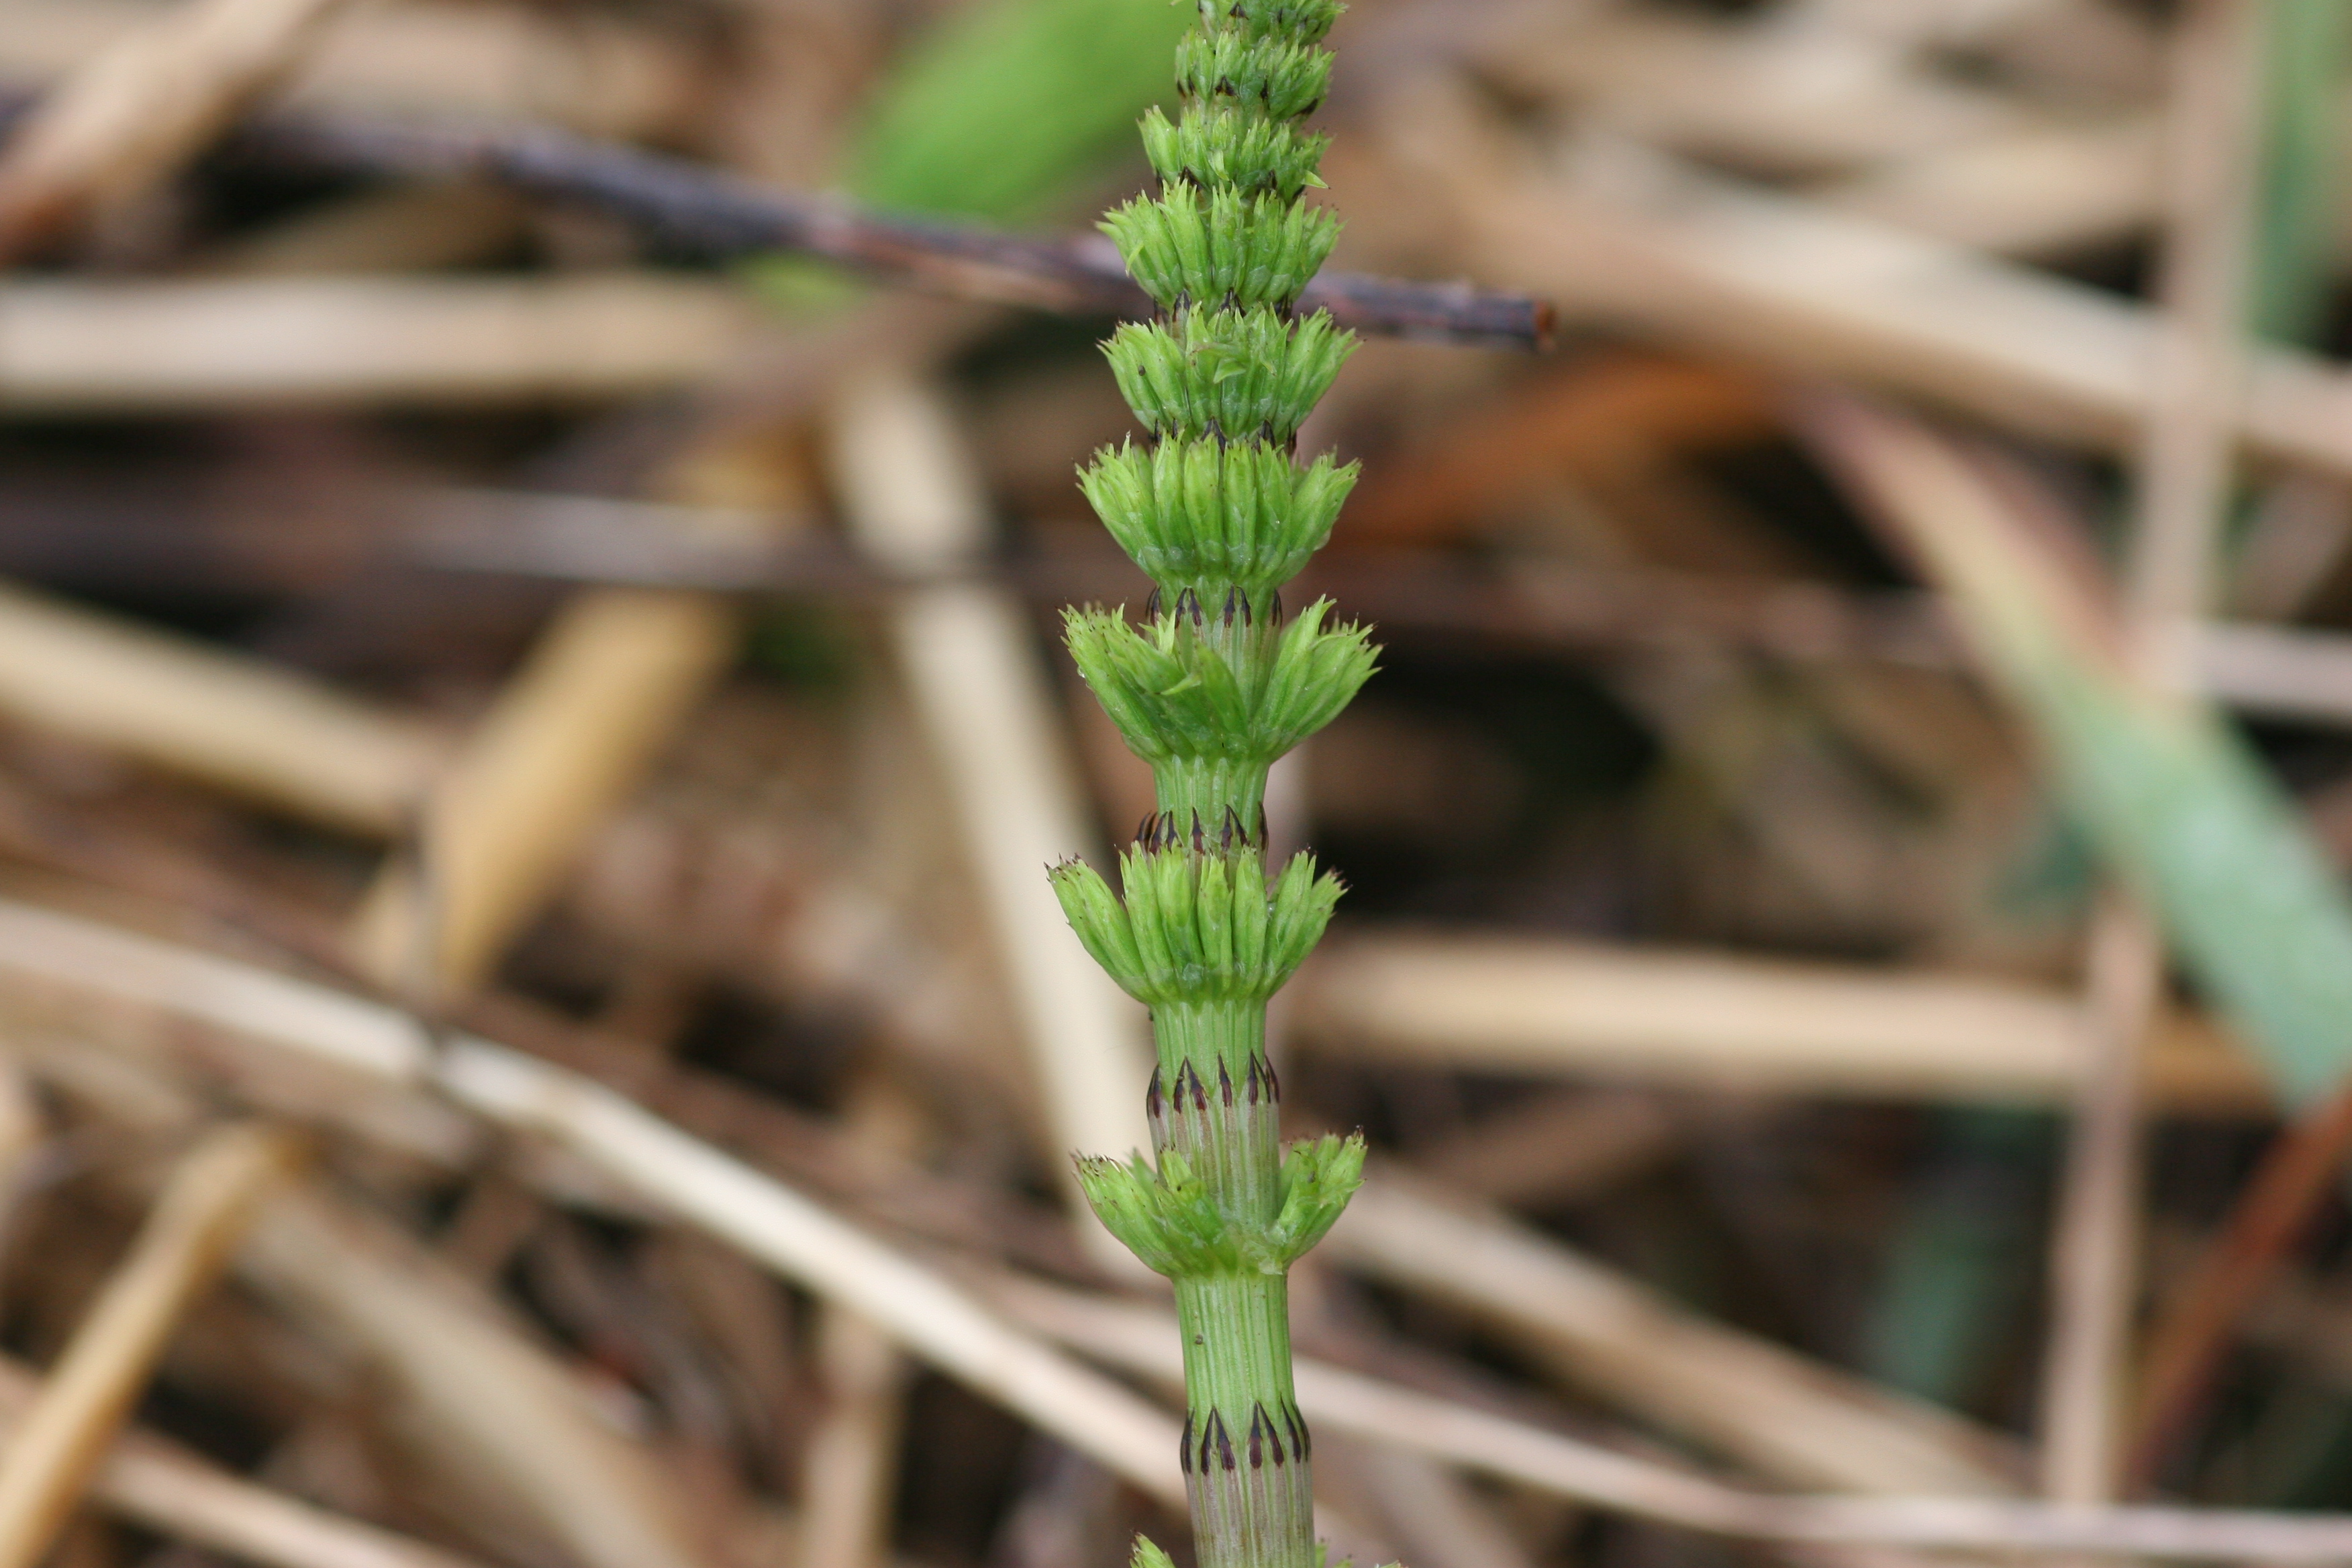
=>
[1048,3,1385,1566]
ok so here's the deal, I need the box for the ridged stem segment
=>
[1051,4,1377,1567]
[1155,758,1273,848]
[1151,1001,1281,1224]
[1175,1275,1315,1568]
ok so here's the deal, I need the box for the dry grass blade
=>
[1471,9,2028,177]
[2040,0,2266,1508]
[1406,1090,1684,1209]
[1426,122,2352,480]
[0,0,354,259]
[2123,0,2263,664]
[0,1063,42,1247]
[2193,620,2352,727]
[1321,1177,2022,1497]
[1293,933,2264,1112]
[2038,905,2163,1504]
[0,1358,486,1568]
[0,277,766,410]
[795,1083,919,1568]
[0,1124,295,1568]
[826,365,1151,1252]
[348,589,740,991]
[438,1042,1187,1504]
[238,1190,718,1568]
[0,0,703,136]
[1818,115,2161,260]
[797,1309,907,1568]
[340,472,2352,734]
[350,335,819,994]
[0,581,441,836]
[200,183,525,277]
[991,1272,2352,1562]
[1337,1444,1540,1568]
[0,895,1189,1505]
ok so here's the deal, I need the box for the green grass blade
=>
[1862,1111,2048,1408]
[2254,0,2352,345]
[1805,395,2352,1108]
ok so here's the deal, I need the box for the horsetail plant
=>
[1047,5,1379,1567]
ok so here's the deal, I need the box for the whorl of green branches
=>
[1063,598,1376,810]
[1103,183,1343,312]
[1140,106,1330,199]
[1104,307,1357,444]
[1173,31,1333,114]
[1050,840,1342,1006]
[1074,1133,1364,1276]
[1079,437,1357,607]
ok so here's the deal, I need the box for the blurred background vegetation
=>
[0,1,2347,1567]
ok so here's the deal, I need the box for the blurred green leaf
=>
[1805,395,2352,1108]
[845,0,1191,222]
[2255,0,2352,345]
[742,0,1187,310]
[746,0,1189,663]
[1863,1110,2049,1408]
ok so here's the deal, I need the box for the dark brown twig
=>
[228,115,1550,346]
[2126,1081,2352,1489]
[0,86,1560,350]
